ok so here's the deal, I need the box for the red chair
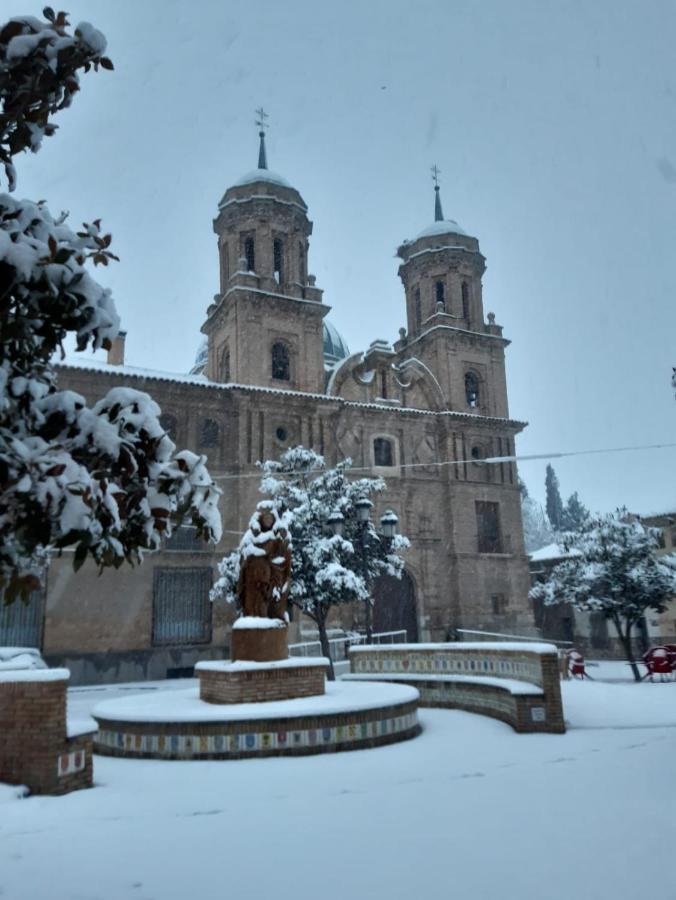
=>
[642,646,673,682]
[663,645,676,673]
[566,649,588,679]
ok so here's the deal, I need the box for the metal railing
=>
[455,628,574,647]
[289,630,407,675]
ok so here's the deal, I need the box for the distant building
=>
[0,127,533,683]
[640,510,676,644]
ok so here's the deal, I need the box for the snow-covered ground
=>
[1,668,675,900]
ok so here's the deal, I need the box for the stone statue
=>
[237,503,292,621]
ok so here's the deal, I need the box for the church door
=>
[372,571,418,642]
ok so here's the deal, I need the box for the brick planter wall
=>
[348,643,565,734]
[0,672,95,795]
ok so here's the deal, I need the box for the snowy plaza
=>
[1,666,674,900]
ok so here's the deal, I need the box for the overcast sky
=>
[14,0,676,516]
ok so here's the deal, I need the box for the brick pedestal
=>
[231,621,288,662]
[0,670,96,795]
[196,658,328,704]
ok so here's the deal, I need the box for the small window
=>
[152,567,212,645]
[380,370,387,399]
[200,418,219,448]
[220,347,231,382]
[273,238,284,283]
[298,242,306,283]
[476,501,502,553]
[271,342,290,381]
[435,281,445,310]
[414,288,421,332]
[276,426,288,443]
[165,526,206,553]
[471,446,483,463]
[462,282,469,319]
[491,594,507,615]
[374,437,394,467]
[244,236,255,272]
[465,371,480,408]
[220,243,229,291]
[159,413,178,441]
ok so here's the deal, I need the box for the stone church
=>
[0,128,533,684]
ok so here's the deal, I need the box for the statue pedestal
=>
[195,658,329,704]
[230,617,288,663]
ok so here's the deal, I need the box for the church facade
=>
[0,131,534,684]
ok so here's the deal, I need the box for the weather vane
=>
[430,164,441,188]
[255,107,269,132]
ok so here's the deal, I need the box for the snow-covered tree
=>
[519,478,554,552]
[560,491,589,532]
[0,10,222,602]
[529,509,676,680]
[545,464,564,531]
[212,447,409,679]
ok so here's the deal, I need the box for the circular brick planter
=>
[92,681,420,760]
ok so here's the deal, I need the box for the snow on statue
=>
[0,10,222,602]
[212,446,409,679]
[238,501,292,620]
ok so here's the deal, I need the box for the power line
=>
[211,440,676,483]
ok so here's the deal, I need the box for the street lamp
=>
[380,509,398,539]
[327,510,344,537]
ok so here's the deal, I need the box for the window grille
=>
[271,342,290,381]
[476,501,502,553]
[152,567,212,645]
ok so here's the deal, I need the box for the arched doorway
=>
[372,570,418,641]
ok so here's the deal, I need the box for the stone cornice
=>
[55,362,527,432]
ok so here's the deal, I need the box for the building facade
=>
[0,133,533,683]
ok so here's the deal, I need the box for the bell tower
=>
[203,111,328,393]
[396,167,510,418]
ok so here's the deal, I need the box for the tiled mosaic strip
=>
[57,749,86,777]
[354,654,542,685]
[96,711,418,757]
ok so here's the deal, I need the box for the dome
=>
[414,218,467,240]
[323,321,350,369]
[189,337,208,375]
[233,167,292,189]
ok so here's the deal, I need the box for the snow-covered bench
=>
[0,652,96,795]
[345,642,565,733]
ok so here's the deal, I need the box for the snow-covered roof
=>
[413,219,467,240]
[232,167,292,188]
[529,543,580,563]
[56,359,526,427]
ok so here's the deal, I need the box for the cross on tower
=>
[255,107,269,169]
[430,164,442,188]
[255,107,269,133]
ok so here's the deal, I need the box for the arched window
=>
[465,371,480,408]
[159,413,177,441]
[413,288,421,332]
[471,445,483,463]
[244,236,255,272]
[435,281,445,310]
[374,437,394,467]
[298,243,306,283]
[220,244,229,292]
[462,281,469,320]
[200,418,219,448]
[380,370,387,399]
[220,347,230,383]
[273,238,284,283]
[271,342,290,381]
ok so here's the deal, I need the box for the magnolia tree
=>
[529,510,676,680]
[0,10,222,602]
[212,447,409,679]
